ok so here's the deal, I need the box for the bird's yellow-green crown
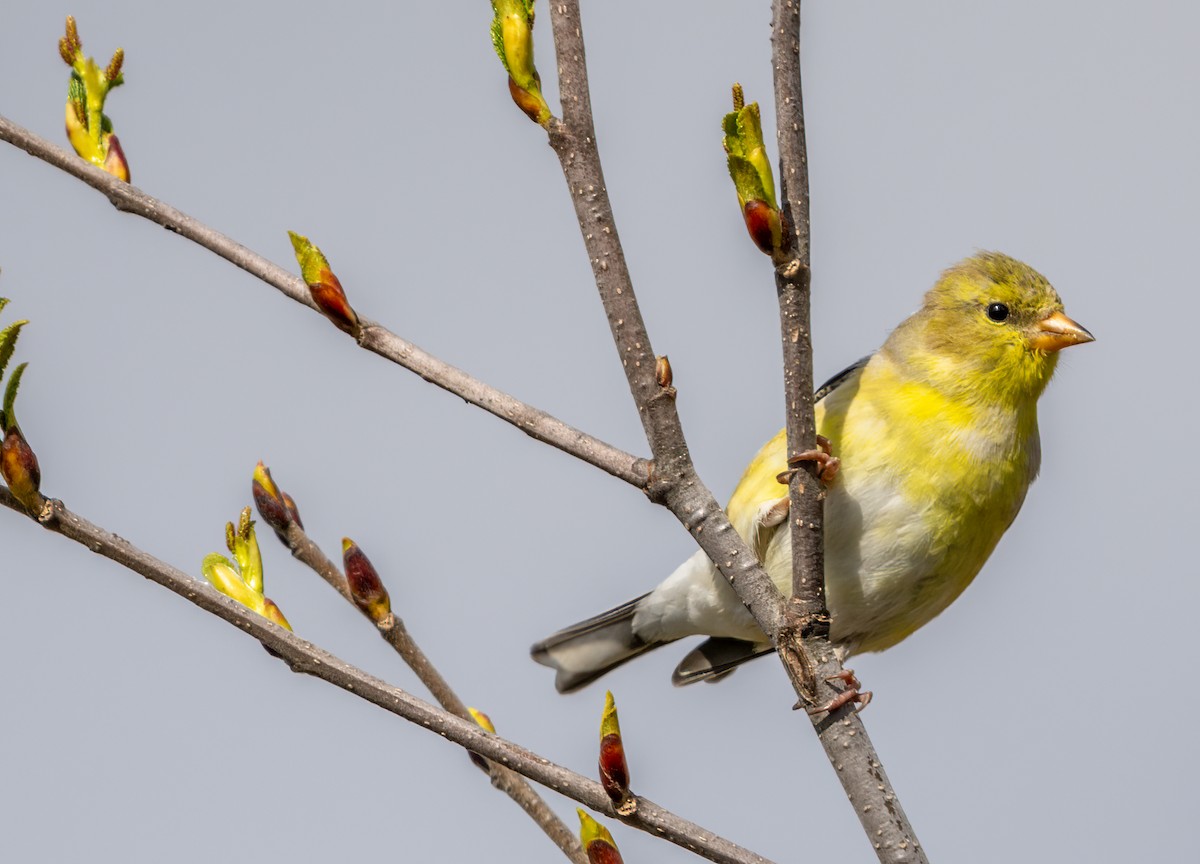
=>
[927,252,1062,315]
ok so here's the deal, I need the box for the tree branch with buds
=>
[252,462,587,864]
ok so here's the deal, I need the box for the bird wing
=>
[728,355,872,559]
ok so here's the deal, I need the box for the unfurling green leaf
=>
[202,514,291,630]
[0,318,29,386]
[722,84,789,257]
[2,362,28,433]
[59,16,130,182]
[722,86,776,209]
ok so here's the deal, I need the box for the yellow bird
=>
[532,252,1093,692]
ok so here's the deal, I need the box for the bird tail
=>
[531,593,672,693]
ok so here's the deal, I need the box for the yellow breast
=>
[726,353,1040,654]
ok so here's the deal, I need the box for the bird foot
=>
[777,435,840,486]
[805,668,872,715]
[790,435,840,484]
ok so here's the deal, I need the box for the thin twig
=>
[277,520,587,863]
[0,486,774,864]
[545,0,788,638]
[0,115,649,491]
[770,2,926,861]
[377,617,591,863]
[282,523,353,602]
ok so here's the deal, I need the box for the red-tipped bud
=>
[252,461,292,536]
[1,359,41,514]
[507,74,549,124]
[288,232,360,336]
[1,425,43,513]
[577,811,624,864]
[598,691,633,813]
[309,270,359,335]
[343,538,391,624]
[742,200,784,256]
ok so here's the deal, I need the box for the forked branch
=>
[0,486,772,864]
[544,2,925,860]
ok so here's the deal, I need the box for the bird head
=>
[888,252,1094,406]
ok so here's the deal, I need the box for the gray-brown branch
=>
[546,0,789,640]
[0,486,773,864]
[277,523,586,863]
[770,2,926,860]
[0,115,648,491]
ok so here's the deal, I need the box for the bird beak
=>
[1030,311,1095,352]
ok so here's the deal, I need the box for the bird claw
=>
[805,668,872,715]
[787,434,840,485]
[828,668,861,690]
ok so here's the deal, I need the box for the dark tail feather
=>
[671,637,776,686]
[531,594,672,693]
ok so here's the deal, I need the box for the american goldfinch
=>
[532,252,1093,693]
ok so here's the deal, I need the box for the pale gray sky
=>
[2,2,1196,862]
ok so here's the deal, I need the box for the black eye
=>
[986,302,1009,322]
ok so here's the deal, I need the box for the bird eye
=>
[986,302,1010,322]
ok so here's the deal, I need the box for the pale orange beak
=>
[1030,310,1095,353]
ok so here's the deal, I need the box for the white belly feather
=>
[633,404,1038,657]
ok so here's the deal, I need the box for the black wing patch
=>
[814,355,870,404]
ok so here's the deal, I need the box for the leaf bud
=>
[342,538,392,624]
